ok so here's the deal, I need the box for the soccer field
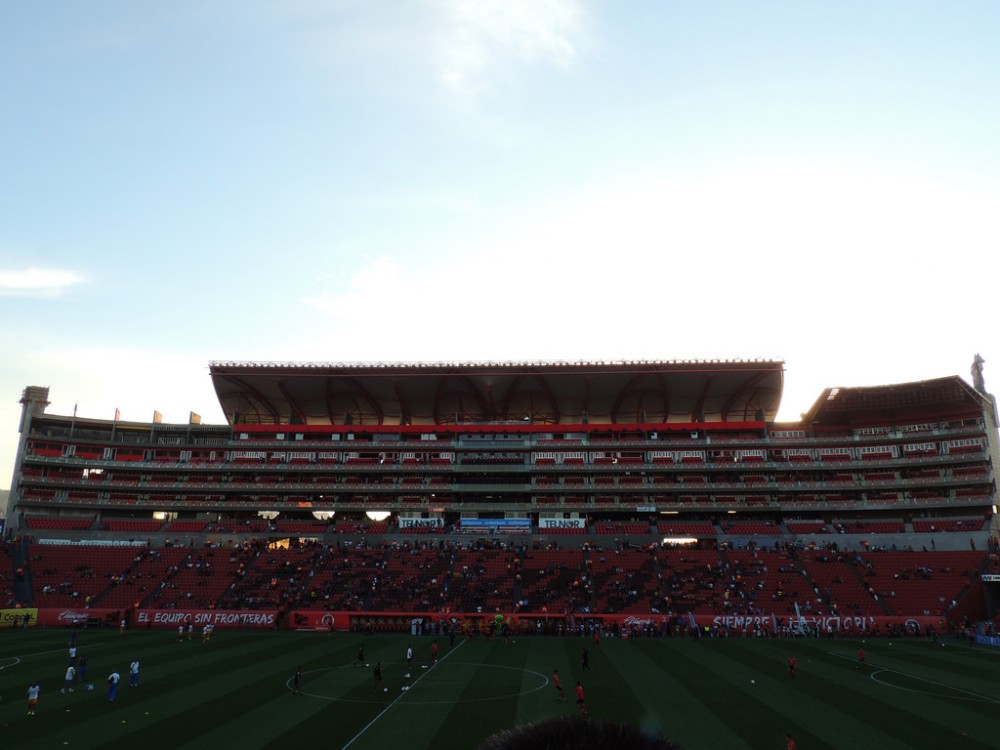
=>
[1,629,997,749]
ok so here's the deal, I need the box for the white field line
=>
[830,651,1000,703]
[340,639,466,750]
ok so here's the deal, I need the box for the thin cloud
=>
[435,0,584,94]
[0,267,85,297]
[276,0,587,104]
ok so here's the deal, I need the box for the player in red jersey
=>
[785,732,798,749]
[575,681,588,716]
[857,646,865,668]
[553,669,565,700]
[787,656,797,680]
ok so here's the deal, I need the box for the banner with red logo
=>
[32,608,120,627]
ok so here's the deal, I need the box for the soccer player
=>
[857,646,865,668]
[62,663,76,693]
[785,733,798,750]
[356,644,365,666]
[787,656,797,680]
[27,681,40,716]
[177,625,185,643]
[575,681,588,716]
[78,654,88,683]
[120,618,126,635]
[431,640,439,665]
[130,659,140,687]
[373,661,383,691]
[107,671,121,702]
[582,648,590,671]
[405,644,413,677]
[293,666,302,695]
[553,669,565,701]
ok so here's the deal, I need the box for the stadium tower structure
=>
[5,358,998,544]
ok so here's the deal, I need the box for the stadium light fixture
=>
[312,511,336,521]
[366,510,391,522]
[662,537,698,545]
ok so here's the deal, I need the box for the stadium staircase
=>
[9,539,34,606]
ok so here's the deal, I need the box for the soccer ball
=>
[383,688,388,692]
[750,679,755,684]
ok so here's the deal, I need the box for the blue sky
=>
[2,1,999,490]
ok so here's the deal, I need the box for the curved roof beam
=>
[219,374,281,424]
[720,370,777,421]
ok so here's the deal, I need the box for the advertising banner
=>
[289,609,946,635]
[134,609,277,629]
[34,608,120,628]
[1,608,37,628]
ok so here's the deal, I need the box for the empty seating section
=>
[370,548,452,611]
[784,520,829,534]
[301,548,385,611]
[853,551,981,617]
[588,550,658,613]
[595,522,651,535]
[518,550,586,614]
[657,549,728,613]
[912,518,986,532]
[102,519,165,533]
[722,521,782,535]
[99,547,190,609]
[1,543,19,607]
[277,521,329,534]
[24,516,94,531]
[835,520,905,534]
[165,520,210,533]
[219,544,326,610]
[146,546,259,609]
[723,549,816,617]
[31,544,140,607]
[797,550,882,617]
[447,549,515,612]
[657,521,716,536]
[332,522,389,534]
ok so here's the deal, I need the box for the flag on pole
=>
[152,410,163,424]
[114,408,121,422]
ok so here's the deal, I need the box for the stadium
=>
[2,358,1000,749]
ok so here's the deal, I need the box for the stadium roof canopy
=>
[208,360,785,427]
[801,376,989,426]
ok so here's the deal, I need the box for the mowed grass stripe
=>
[344,639,529,750]
[610,640,753,749]
[664,639,889,750]
[776,638,1000,740]
[4,632,1000,750]
[724,639,997,750]
[0,632,356,749]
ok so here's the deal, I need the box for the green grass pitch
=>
[1,629,998,749]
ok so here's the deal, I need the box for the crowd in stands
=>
[6,533,990,626]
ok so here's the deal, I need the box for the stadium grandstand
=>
[3,358,999,638]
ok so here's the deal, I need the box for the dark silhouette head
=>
[476,716,686,750]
